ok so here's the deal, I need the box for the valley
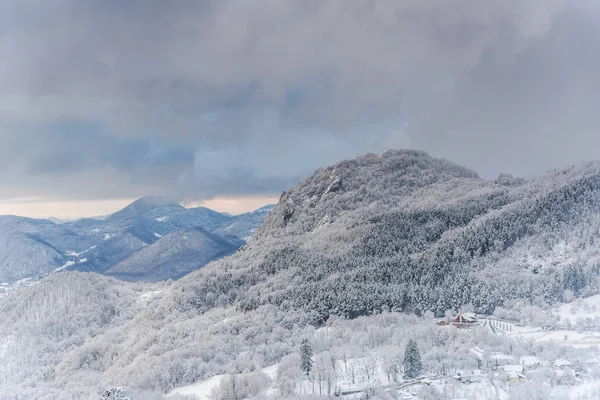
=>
[0,198,273,285]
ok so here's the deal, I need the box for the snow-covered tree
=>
[276,353,303,397]
[403,339,422,379]
[312,352,337,396]
[300,339,313,377]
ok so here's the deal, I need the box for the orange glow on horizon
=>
[0,195,278,219]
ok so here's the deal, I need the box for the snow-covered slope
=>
[107,196,183,221]
[213,205,275,240]
[0,216,66,282]
[106,228,240,281]
[558,294,600,328]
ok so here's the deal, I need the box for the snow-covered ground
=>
[167,375,224,399]
[485,295,600,348]
[0,277,37,297]
[558,294,600,325]
[167,364,278,399]
[53,260,75,273]
[137,290,165,305]
[511,328,600,348]
[66,245,96,258]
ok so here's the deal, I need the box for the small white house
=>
[520,356,541,367]
[489,352,513,366]
[503,365,524,374]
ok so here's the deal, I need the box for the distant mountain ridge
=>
[0,199,274,283]
[106,227,241,281]
[213,205,277,240]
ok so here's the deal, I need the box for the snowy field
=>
[168,365,278,399]
[167,375,224,399]
[558,294,600,325]
[492,295,600,348]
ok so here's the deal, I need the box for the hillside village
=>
[163,294,600,400]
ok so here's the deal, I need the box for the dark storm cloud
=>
[1,0,599,200]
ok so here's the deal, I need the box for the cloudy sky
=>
[1,0,600,217]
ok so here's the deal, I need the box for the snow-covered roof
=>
[553,358,572,367]
[453,313,478,323]
[520,356,541,366]
[504,371,526,379]
[503,365,524,373]
[490,352,513,360]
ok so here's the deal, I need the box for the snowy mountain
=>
[107,196,183,221]
[108,196,232,232]
[0,216,66,282]
[105,228,241,281]
[4,150,600,398]
[0,198,273,283]
[228,150,600,321]
[213,204,275,240]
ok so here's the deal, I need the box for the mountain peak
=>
[109,196,183,220]
[255,149,479,238]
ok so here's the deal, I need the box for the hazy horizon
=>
[0,195,279,219]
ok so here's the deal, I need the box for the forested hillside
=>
[2,150,600,398]
[177,150,600,322]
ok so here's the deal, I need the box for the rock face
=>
[0,198,273,283]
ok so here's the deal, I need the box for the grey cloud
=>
[0,0,569,126]
[0,126,194,199]
[184,127,366,198]
[0,0,599,201]
[408,8,600,178]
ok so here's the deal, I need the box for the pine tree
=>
[300,338,313,377]
[403,339,422,379]
[563,265,586,296]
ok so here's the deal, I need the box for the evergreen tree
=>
[403,339,422,379]
[563,265,586,296]
[300,338,313,377]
